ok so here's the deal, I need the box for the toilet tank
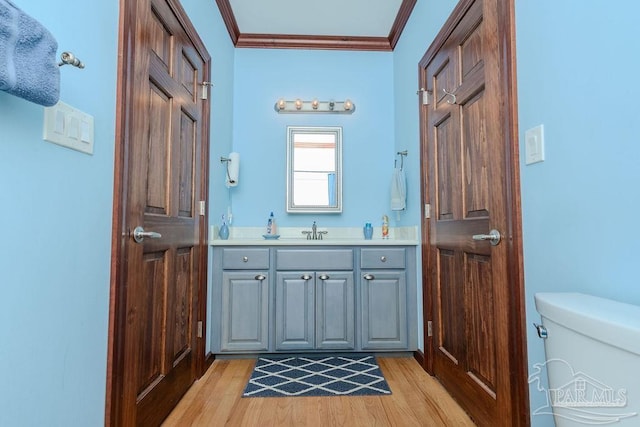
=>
[534,293,640,426]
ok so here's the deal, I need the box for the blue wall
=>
[516,1,640,425]
[228,48,395,227]
[0,1,117,425]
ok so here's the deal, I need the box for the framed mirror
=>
[286,126,342,213]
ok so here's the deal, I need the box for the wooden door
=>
[107,0,210,425]
[419,0,528,425]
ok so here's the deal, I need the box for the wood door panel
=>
[465,253,496,394]
[146,82,171,215]
[179,52,197,98]
[461,91,489,218]
[138,251,168,396]
[149,7,172,69]
[458,10,483,79]
[436,249,462,365]
[172,247,193,361]
[435,114,458,221]
[433,59,457,107]
[178,110,195,218]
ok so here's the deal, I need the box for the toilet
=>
[534,292,640,426]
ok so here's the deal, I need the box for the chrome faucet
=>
[302,221,327,240]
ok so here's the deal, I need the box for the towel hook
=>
[442,88,456,104]
[220,156,235,185]
[396,150,407,171]
[58,52,85,69]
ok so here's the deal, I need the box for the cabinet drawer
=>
[222,248,270,269]
[361,248,405,269]
[276,249,353,270]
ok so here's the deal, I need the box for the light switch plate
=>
[43,101,94,155]
[525,124,545,165]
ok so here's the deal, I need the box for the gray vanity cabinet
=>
[275,249,355,351]
[360,248,408,349]
[211,244,417,354]
[219,249,270,352]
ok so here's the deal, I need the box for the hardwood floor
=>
[162,356,476,426]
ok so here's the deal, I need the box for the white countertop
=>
[210,226,419,246]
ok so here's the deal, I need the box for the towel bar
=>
[58,51,84,69]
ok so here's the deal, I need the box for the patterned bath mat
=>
[242,354,391,397]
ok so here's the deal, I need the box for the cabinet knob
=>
[363,274,375,280]
[242,256,248,262]
[380,256,387,262]
[254,274,266,281]
[300,274,312,280]
[318,274,330,280]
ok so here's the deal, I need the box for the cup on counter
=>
[363,222,373,240]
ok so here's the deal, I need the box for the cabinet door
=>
[316,272,355,349]
[361,270,407,349]
[221,271,269,352]
[275,272,315,350]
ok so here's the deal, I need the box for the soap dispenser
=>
[218,214,229,240]
[266,211,277,235]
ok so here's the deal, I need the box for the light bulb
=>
[277,98,286,110]
[295,99,303,110]
[344,99,353,111]
[311,99,319,109]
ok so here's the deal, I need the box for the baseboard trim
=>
[204,352,215,370]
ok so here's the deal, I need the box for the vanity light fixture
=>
[274,98,356,114]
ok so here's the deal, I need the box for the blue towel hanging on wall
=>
[0,0,60,106]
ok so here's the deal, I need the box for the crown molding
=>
[215,0,416,52]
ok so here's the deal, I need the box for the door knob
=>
[318,274,330,280]
[472,229,501,246]
[133,226,162,243]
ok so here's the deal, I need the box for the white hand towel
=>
[390,167,406,211]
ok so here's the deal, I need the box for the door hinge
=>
[199,200,206,216]
[424,203,431,219]
[197,321,203,338]
[417,88,432,105]
[427,320,433,337]
[200,81,214,100]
